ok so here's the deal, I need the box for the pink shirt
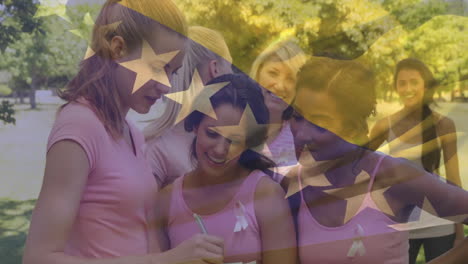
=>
[264,121,297,183]
[47,100,158,257]
[166,171,267,263]
[297,155,409,264]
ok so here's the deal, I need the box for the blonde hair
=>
[250,38,307,82]
[144,26,232,141]
[59,0,187,139]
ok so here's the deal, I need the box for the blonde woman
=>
[23,1,224,264]
[249,38,307,188]
[144,26,233,188]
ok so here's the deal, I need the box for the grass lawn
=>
[0,101,467,263]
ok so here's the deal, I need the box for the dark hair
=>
[394,58,440,172]
[295,57,376,143]
[184,73,276,171]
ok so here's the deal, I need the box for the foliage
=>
[1,0,466,103]
[0,3,101,108]
[174,0,466,101]
[0,0,41,52]
[0,84,12,96]
[0,100,15,124]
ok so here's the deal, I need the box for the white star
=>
[324,170,370,223]
[285,151,333,198]
[369,184,394,216]
[389,197,468,231]
[119,40,179,94]
[164,69,229,124]
[211,104,269,162]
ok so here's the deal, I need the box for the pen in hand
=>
[193,213,208,234]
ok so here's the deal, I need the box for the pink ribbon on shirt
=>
[347,224,366,257]
[233,201,248,232]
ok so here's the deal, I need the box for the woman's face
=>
[396,69,426,109]
[116,31,186,114]
[194,103,244,178]
[290,87,348,161]
[258,60,296,115]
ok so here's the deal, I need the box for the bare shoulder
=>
[434,112,456,134]
[372,154,424,190]
[255,174,285,199]
[254,173,291,222]
[371,115,391,134]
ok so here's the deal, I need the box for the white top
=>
[386,117,454,239]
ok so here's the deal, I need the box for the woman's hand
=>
[155,234,224,264]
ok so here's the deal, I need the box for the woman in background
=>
[249,39,306,187]
[145,26,233,188]
[369,58,464,263]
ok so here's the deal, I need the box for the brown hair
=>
[59,0,187,138]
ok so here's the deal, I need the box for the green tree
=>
[0,0,41,51]
[0,3,99,108]
[0,100,15,125]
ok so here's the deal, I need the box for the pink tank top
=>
[266,122,297,183]
[167,171,266,263]
[298,154,409,264]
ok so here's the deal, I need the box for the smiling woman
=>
[154,73,297,264]
[249,39,307,188]
[369,58,464,264]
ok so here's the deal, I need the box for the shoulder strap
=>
[368,154,386,192]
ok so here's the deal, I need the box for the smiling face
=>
[194,103,244,178]
[116,30,186,114]
[258,60,296,115]
[395,68,426,109]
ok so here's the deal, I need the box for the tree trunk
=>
[29,88,36,109]
[19,92,24,104]
[29,74,39,109]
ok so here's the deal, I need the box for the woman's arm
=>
[153,185,173,252]
[255,177,297,264]
[374,157,468,224]
[368,118,389,151]
[438,116,464,244]
[438,116,462,187]
[23,141,224,264]
[428,237,468,264]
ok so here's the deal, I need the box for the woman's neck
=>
[266,122,284,145]
[269,108,284,124]
[401,105,426,121]
[299,147,364,188]
[188,165,249,188]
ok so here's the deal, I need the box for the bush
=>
[0,85,13,96]
[0,100,15,125]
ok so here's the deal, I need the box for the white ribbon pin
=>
[225,261,256,264]
[347,224,366,257]
[233,201,248,232]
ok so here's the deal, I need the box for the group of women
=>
[23,0,468,264]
